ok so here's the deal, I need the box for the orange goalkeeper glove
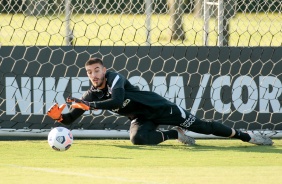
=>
[47,103,66,122]
[66,97,90,111]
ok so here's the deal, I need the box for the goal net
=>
[1,0,282,138]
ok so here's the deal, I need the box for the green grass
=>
[1,13,281,46]
[0,139,281,184]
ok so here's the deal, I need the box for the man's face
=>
[85,63,106,89]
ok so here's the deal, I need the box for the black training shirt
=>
[61,71,174,124]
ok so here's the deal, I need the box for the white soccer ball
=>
[48,127,73,151]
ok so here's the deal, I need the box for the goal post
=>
[1,0,282,139]
[65,0,73,46]
[203,0,236,46]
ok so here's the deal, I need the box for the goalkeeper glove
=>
[47,103,66,122]
[66,97,90,111]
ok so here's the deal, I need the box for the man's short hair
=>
[85,58,103,67]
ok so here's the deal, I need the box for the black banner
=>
[1,46,282,131]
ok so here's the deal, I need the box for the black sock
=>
[163,130,178,140]
[232,130,251,142]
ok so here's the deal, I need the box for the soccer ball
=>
[48,127,73,151]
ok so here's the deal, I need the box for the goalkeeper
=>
[47,58,273,146]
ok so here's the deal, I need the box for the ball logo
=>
[56,136,66,144]
[68,132,73,139]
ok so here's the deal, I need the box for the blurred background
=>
[1,0,281,46]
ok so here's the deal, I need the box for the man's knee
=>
[130,131,147,145]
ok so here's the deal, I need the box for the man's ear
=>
[103,67,107,74]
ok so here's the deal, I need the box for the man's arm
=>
[68,88,125,110]
[90,88,124,109]
[60,108,85,125]
[68,72,127,110]
[47,103,85,125]
[91,72,126,110]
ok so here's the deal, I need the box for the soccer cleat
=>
[172,126,196,145]
[248,132,273,146]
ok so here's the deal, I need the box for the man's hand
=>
[66,97,90,111]
[47,103,66,122]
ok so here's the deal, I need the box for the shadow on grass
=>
[79,156,132,159]
[189,144,281,154]
[112,142,282,154]
[76,139,282,154]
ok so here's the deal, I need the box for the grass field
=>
[0,139,281,184]
[1,13,281,46]
[1,11,282,184]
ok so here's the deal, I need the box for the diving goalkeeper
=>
[47,58,273,146]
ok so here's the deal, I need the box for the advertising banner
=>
[1,46,282,131]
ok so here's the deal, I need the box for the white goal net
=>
[1,0,282,138]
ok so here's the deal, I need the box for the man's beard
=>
[93,76,105,88]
